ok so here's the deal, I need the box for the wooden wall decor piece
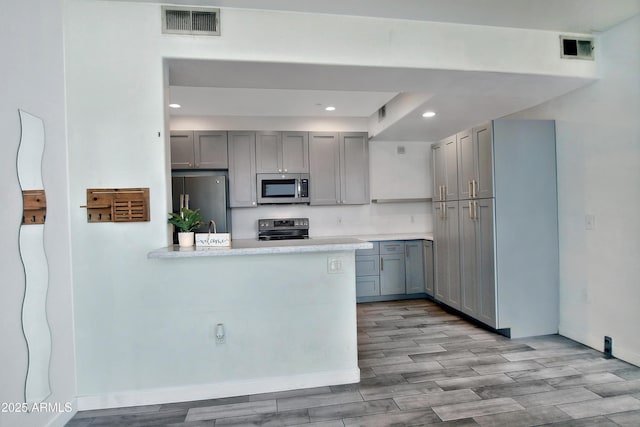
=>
[22,190,47,225]
[81,188,150,223]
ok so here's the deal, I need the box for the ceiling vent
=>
[560,36,594,60]
[162,6,220,36]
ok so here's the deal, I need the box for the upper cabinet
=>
[457,123,493,200]
[170,131,228,170]
[432,134,458,201]
[309,132,369,205]
[228,131,257,208]
[256,131,309,173]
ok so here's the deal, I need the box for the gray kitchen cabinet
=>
[340,132,369,205]
[432,119,558,338]
[170,130,228,170]
[380,241,406,295]
[355,255,380,297]
[432,134,458,201]
[459,198,496,324]
[228,131,257,208]
[309,132,369,205]
[405,241,425,294]
[256,131,309,173]
[457,123,493,200]
[309,132,340,205]
[170,131,194,169]
[356,243,380,298]
[433,201,461,310]
[423,240,434,297]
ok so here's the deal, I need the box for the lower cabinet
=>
[356,239,433,302]
[405,241,425,294]
[380,241,406,295]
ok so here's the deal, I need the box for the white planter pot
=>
[178,232,195,247]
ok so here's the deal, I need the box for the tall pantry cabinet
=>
[432,119,559,338]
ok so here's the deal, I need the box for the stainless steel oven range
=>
[258,218,309,240]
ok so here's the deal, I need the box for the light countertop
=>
[341,233,433,242]
[148,237,373,259]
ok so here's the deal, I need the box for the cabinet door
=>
[309,132,340,205]
[380,254,405,295]
[356,255,379,277]
[474,123,494,199]
[476,198,496,328]
[228,131,257,208]
[444,202,461,309]
[444,135,459,201]
[434,202,460,308]
[423,240,434,296]
[405,241,425,294]
[194,131,228,169]
[356,276,380,298]
[281,132,309,173]
[170,131,195,169]
[457,129,475,200]
[255,131,281,173]
[432,142,446,201]
[340,132,369,205]
[459,200,478,317]
[433,203,448,302]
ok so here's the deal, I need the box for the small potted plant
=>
[168,208,203,247]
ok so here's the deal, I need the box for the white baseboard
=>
[559,327,640,368]
[45,398,77,427]
[76,368,360,411]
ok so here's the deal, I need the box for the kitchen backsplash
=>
[231,201,433,239]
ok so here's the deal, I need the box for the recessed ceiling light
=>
[325,106,336,111]
[169,103,181,109]
[422,111,436,118]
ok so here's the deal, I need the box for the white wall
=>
[508,15,640,366]
[0,1,76,426]
[64,0,604,404]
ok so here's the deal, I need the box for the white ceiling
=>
[157,0,640,140]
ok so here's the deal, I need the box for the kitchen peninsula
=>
[139,237,372,407]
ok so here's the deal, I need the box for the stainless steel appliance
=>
[172,172,231,236]
[257,173,309,204]
[258,218,309,240]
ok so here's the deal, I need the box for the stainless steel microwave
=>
[257,173,309,204]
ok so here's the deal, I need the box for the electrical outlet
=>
[604,336,613,358]
[328,256,344,274]
[585,214,596,230]
[215,323,225,344]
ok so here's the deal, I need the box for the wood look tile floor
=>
[67,300,640,426]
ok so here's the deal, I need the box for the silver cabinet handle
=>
[474,201,478,220]
[468,200,473,219]
[381,257,384,271]
[473,179,477,198]
[443,202,447,220]
[469,181,473,198]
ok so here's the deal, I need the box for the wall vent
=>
[378,105,386,122]
[162,6,220,36]
[560,36,594,60]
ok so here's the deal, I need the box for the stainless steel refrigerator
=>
[171,172,231,237]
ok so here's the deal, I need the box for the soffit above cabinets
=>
[110,0,640,33]
[166,59,593,141]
